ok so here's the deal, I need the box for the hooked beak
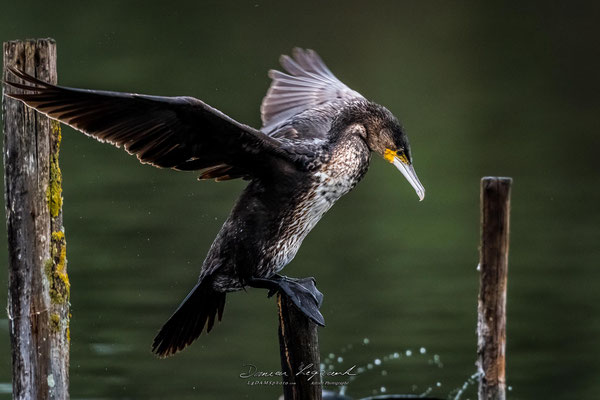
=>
[392,157,425,201]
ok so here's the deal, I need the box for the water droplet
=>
[328,353,335,359]
[508,386,513,391]
[392,352,400,359]
[420,347,426,354]
[367,363,373,370]
[436,382,442,387]
[363,338,370,345]
[405,350,412,356]
[381,370,388,376]
[374,358,381,366]
[337,356,343,363]
[380,386,387,393]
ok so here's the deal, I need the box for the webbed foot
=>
[249,274,325,326]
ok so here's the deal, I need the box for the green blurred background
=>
[1,1,599,399]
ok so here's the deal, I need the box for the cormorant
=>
[5,48,425,357]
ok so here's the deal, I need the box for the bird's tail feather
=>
[152,279,226,357]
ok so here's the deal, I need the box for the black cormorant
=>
[5,48,425,357]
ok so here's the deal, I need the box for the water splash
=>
[448,371,482,400]
[327,339,496,400]
[329,339,447,398]
[428,353,444,368]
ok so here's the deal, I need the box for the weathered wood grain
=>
[477,177,512,400]
[277,294,322,400]
[3,38,69,400]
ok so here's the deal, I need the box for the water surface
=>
[1,2,599,399]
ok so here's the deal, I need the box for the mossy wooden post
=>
[477,177,511,400]
[3,39,69,400]
[277,294,322,400]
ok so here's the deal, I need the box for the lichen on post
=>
[3,38,70,400]
[47,120,64,218]
[46,231,69,304]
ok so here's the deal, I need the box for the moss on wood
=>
[46,120,62,218]
[46,231,69,304]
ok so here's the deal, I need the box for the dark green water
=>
[1,2,599,399]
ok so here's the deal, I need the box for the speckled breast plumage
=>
[209,133,370,292]
[265,135,370,275]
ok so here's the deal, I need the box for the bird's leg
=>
[248,274,325,326]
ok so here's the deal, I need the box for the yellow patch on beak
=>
[383,149,397,163]
[383,149,409,164]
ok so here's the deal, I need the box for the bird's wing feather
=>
[4,67,290,179]
[261,48,363,135]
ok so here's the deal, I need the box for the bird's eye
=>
[397,151,409,165]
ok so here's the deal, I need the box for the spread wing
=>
[261,48,364,135]
[4,67,290,180]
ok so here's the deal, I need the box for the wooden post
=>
[477,177,511,400]
[277,294,322,400]
[3,39,69,400]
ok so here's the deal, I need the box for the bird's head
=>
[365,105,425,201]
